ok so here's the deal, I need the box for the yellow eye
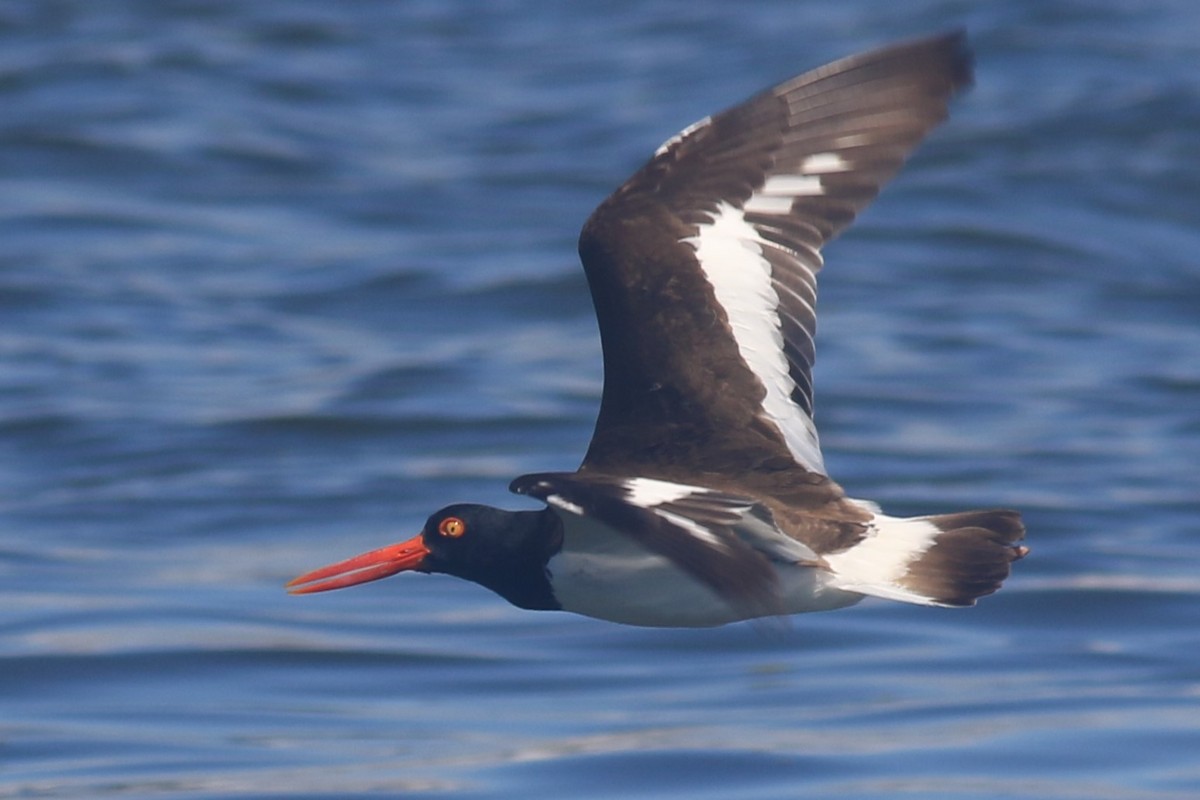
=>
[438,516,466,538]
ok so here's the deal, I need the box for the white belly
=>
[546,515,863,627]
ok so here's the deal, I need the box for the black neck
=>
[443,509,564,611]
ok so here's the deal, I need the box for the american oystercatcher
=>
[287,31,1027,627]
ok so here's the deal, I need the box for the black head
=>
[288,503,562,611]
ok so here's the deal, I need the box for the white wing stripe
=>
[801,152,851,173]
[545,494,586,515]
[742,173,826,216]
[685,201,824,473]
[621,476,703,506]
[760,174,824,196]
[618,478,730,551]
[656,509,729,551]
[743,194,794,215]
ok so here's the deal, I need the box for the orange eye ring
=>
[438,516,466,538]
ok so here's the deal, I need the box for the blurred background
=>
[2,1,1198,797]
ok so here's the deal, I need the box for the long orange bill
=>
[286,534,430,594]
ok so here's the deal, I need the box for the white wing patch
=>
[619,478,729,550]
[685,201,824,474]
[543,494,585,516]
[801,152,851,174]
[743,174,824,215]
[620,476,697,506]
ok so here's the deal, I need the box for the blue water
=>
[3,1,1199,797]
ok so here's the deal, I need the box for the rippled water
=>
[3,1,1199,798]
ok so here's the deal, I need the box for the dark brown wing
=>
[577,32,972,479]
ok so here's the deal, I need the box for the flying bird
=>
[288,31,1027,627]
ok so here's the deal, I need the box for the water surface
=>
[3,1,1199,797]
